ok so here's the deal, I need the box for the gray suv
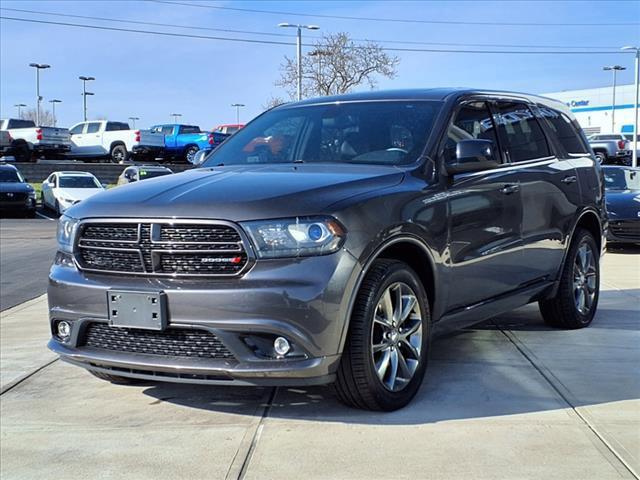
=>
[48,89,605,411]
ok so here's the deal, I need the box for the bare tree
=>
[262,95,287,111]
[276,32,399,99]
[21,108,55,126]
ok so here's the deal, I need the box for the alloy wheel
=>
[573,241,597,315]
[371,282,423,392]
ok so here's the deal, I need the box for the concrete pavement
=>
[0,251,638,479]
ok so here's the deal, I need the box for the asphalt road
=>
[0,211,57,311]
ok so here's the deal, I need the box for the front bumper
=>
[607,219,640,244]
[48,251,361,386]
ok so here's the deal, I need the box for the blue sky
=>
[1,0,638,129]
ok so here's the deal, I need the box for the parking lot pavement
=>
[0,252,638,479]
[0,215,57,311]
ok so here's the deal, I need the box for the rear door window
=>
[495,102,550,162]
[179,125,201,134]
[536,107,589,155]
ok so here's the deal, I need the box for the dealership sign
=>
[567,100,590,107]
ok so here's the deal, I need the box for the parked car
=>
[621,133,640,160]
[0,118,71,162]
[0,130,12,158]
[117,165,174,186]
[48,88,605,411]
[603,165,640,245]
[150,124,226,163]
[588,134,632,165]
[41,171,104,215]
[67,121,164,163]
[0,163,36,217]
[214,124,244,135]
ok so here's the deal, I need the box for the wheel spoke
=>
[386,348,399,390]
[398,294,417,327]
[400,338,420,360]
[380,289,394,325]
[400,317,421,339]
[583,285,592,310]
[374,314,393,328]
[393,285,403,324]
[375,349,391,380]
[575,288,585,313]
[372,342,389,353]
[396,348,412,380]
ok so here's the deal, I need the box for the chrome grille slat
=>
[75,220,250,277]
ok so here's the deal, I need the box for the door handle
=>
[500,184,520,195]
[561,175,577,184]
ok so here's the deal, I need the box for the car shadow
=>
[141,290,639,425]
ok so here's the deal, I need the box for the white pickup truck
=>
[67,120,165,163]
[0,118,71,162]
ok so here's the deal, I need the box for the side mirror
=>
[192,149,209,166]
[446,139,500,175]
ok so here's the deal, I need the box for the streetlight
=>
[171,113,182,123]
[231,103,245,125]
[14,103,27,118]
[309,49,330,95]
[622,46,639,168]
[49,99,62,127]
[79,76,95,121]
[128,116,140,128]
[603,65,626,132]
[29,63,50,126]
[278,23,320,101]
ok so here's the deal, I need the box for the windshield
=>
[603,168,640,191]
[0,169,23,183]
[139,169,172,180]
[58,176,101,188]
[203,101,441,167]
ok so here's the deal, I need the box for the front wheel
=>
[335,259,431,411]
[539,228,600,329]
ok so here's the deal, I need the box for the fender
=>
[337,233,440,353]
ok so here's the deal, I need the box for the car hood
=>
[57,188,104,202]
[0,182,33,194]
[68,164,405,221]
[605,189,640,219]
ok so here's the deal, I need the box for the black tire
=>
[110,144,128,164]
[89,370,143,385]
[539,228,600,329]
[184,145,199,164]
[54,200,61,216]
[25,209,36,219]
[12,143,31,163]
[335,259,431,411]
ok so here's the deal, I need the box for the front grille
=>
[75,221,249,276]
[82,322,235,359]
[0,192,27,202]
[610,220,640,239]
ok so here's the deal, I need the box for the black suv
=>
[0,163,36,217]
[48,89,605,411]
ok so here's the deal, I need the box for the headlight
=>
[56,215,79,253]
[241,216,345,259]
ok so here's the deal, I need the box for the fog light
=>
[273,337,290,356]
[57,321,71,340]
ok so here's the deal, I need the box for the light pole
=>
[171,113,182,123]
[29,63,50,125]
[309,49,330,96]
[49,99,62,127]
[128,117,140,128]
[603,65,626,132]
[14,103,27,118]
[278,23,320,101]
[622,46,639,168]
[79,76,95,121]
[231,103,245,125]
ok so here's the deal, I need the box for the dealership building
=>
[542,84,637,136]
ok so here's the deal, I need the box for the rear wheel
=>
[539,228,600,329]
[335,259,431,411]
[12,143,30,163]
[89,370,143,385]
[184,145,199,164]
[110,144,128,164]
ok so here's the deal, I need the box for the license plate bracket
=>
[107,290,167,331]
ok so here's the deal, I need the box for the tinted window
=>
[8,119,35,129]
[203,101,441,167]
[106,122,130,131]
[496,102,550,162]
[537,107,588,155]
[593,135,622,141]
[444,101,500,163]
[69,124,85,135]
[58,176,101,188]
[0,169,22,183]
[161,126,174,135]
[86,123,101,134]
[623,134,639,142]
[179,125,201,134]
